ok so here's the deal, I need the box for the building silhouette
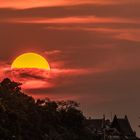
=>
[86,115,139,140]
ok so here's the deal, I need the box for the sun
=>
[11,53,50,70]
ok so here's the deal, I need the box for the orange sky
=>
[0,0,140,8]
[0,0,110,8]
[0,0,140,136]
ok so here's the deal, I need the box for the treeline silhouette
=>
[0,78,94,140]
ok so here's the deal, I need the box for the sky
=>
[0,0,140,135]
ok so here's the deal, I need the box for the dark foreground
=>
[0,78,139,140]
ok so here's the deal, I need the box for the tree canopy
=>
[0,78,93,140]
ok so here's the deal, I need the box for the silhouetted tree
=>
[0,78,91,140]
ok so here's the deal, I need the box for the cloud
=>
[1,66,97,90]
[0,0,140,9]
[45,50,62,56]
[1,0,140,9]
[0,3,140,20]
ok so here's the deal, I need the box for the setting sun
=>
[11,53,50,70]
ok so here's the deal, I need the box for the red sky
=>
[1,0,139,8]
[0,0,140,136]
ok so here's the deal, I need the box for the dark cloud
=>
[14,69,48,80]
[0,3,140,20]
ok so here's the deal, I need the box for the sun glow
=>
[11,53,50,70]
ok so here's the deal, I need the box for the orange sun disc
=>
[11,52,50,70]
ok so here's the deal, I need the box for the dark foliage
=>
[0,78,93,140]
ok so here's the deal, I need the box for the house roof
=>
[112,116,135,136]
[86,119,104,130]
